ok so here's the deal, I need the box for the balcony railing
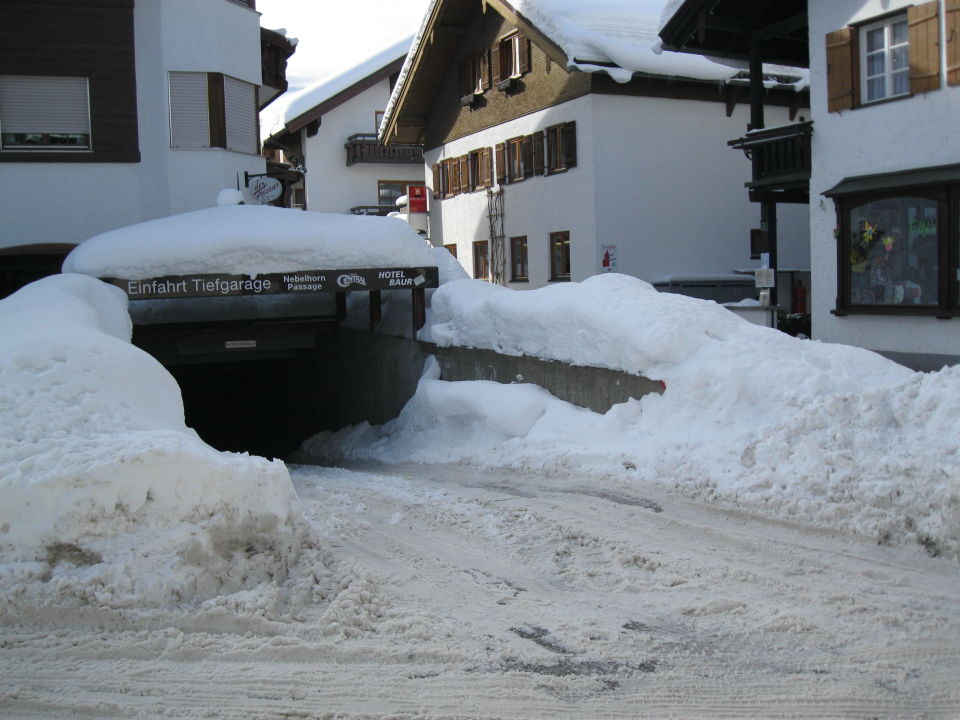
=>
[345,134,423,166]
[727,121,812,191]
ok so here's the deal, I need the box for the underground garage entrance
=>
[120,266,438,460]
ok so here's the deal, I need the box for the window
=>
[444,244,458,259]
[546,122,577,173]
[861,15,910,103]
[169,72,258,153]
[826,1,945,112]
[493,31,531,90]
[549,231,570,281]
[460,50,490,99]
[506,136,528,182]
[473,241,489,280]
[830,169,960,315]
[374,110,384,132]
[510,236,528,281]
[378,180,419,206]
[0,75,90,150]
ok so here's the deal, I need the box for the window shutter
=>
[447,159,458,195]
[224,75,258,153]
[495,142,506,184]
[825,27,856,112]
[480,48,491,90]
[0,75,90,135]
[459,60,471,96]
[492,42,502,84]
[521,135,533,179]
[169,71,210,147]
[909,1,942,94]
[519,35,532,75]
[482,147,493,187]
[563,122,577,169]
[949,0,960,85]
[532,130,544,175]
[459,154,470,191]
[432,163,441,199]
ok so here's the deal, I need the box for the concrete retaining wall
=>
[322,328,664,429]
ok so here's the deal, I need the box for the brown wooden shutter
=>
[825,27,856,112]
[519,35,531,74]
[480,48,491,90]
[521,135,533,179]
[532,130,544,175]
[432,163,441,199]
[948,0,960,85]
[492,41,502,84]
[459,154,470,192]
[909,1,942,94]
[459,60,471,96]
[495,142,506,184]
[482,147,493,187]
[450,158,461,195]
[563,122,577,168]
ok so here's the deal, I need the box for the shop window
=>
[826,1,942,112]
[831,173,960,315]
[0,75,90,150]
[510,236,528,281]
[378,180,419,206]
[169,72,258,153]
[473,240,489,280]
[549,231,570,281]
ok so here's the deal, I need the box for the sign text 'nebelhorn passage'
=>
[104,267,440,300]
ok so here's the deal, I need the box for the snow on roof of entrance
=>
[62,205,437,281]
[261,35,412,140]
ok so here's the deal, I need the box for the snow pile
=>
[62,205,438,280]
[0,274,304,606]
[302,275,960,558]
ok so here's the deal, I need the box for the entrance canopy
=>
[63,205,444,337]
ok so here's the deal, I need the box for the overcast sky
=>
[257,0,432,90]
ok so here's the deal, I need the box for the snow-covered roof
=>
[381,0,807,142]
[262,35,412,140]
[62,205,437,281]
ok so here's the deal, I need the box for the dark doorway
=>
[167,350,326,459]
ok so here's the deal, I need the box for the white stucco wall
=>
[302,79,425,214]
[424,96,597,287]
[0,0,265,251]
[809,0,960,363]
[425,92,810,292]
[590,94,810,283]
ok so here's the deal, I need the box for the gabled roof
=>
[659,0,809,69]
[262,36,412,142]
[381,0,808,146]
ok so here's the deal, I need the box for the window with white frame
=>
[0,75,90,150]
[860,14,910,103]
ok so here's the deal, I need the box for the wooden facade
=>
[0,0,139,163]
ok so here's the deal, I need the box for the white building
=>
[261,37,424,216]
[662,0,960,369]
[380,0,811,297]
[0,0,293,295]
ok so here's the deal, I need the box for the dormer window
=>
[493,31,531,91]
[860,14,909,103]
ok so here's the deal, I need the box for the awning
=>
[823,163,960,197]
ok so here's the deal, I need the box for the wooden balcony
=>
[345,134,423,166]
[728,121,812,195]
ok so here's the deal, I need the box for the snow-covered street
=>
[3,461,958,719]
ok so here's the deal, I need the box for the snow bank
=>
[0,274,304,605]
[62,205,437,280]
[303,275,960,559]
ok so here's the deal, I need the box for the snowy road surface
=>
[2,462,959,719]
